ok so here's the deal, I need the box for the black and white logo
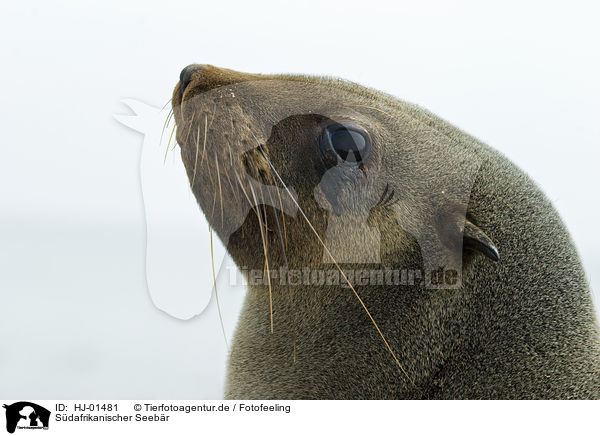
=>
[3,402,50,433]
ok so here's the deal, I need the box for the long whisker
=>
[223,142,237,198]
[210,226,229,350]
[233,171,256,216]
[263,172,296,360]
[199,113,209,167]
[233,164,279,336]
[264,174,289,267]
[275,175,288,249]
[183,110,196,143]
[247,177,274,334]
[164,123,178,163]
[160,98,173,111]
[211,190,217,221]
[167,111,194,163]
[208,102,217,129]
[160,108,174,149]
[260,151,414,385]
[214,148,224,228]
[192,124,201,186]
[225,145,241,208]
[224,163,237,202]
[220,109,239,205]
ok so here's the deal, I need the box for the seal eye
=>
[319,123,371,167]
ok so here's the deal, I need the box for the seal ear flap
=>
[463,219,500,261]
[436,208,500,262]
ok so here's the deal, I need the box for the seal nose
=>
[179,64,205,97]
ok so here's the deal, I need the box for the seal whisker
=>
[233,170,264,245]
[230,164,242,208]
[254,143,289,249]
[247,179,274,333]
[160,108,174,150]
[164,123,178,164]
[210,226,229,350]
[244,150,277,335]
[208,102,217,129]
[264,172,297,361]
[275,176,288,249]
[199,113,209,167]
[223,140,237,204]
[223,167,237,206]
[264,173,290,267]
[261,152,414,384]
[214,148,224,227]
[211,190,217,221]
[191,125,201,186]
[183,110,196,144]
[160,98,173,112]
[233,171,256,216]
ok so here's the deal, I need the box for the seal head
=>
[172,65,600,399]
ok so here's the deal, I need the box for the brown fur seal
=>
[171,64,600,399]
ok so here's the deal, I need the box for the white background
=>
[1,0,599,399]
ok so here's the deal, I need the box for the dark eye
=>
[318,122,371,167]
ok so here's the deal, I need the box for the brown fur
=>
[172,65,600,399]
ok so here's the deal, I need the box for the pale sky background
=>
[0,0,599,398]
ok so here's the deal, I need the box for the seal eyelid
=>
[318,121,371,167]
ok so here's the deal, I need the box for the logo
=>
[3,402,50,433]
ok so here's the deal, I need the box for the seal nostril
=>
[179,64,204,98]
